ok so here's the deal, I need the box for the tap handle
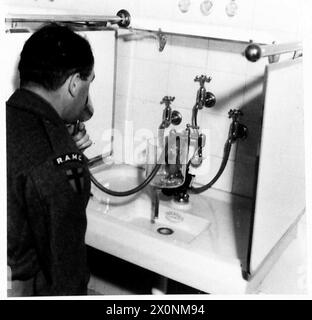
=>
[228,109,248,142]
[228,109,243,121]
[194,75,212,87]
[160,96,175,107]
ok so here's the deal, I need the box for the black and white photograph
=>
[0,0,311,300]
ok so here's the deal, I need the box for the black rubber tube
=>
[190,140,232,194]
[90,163,161,197]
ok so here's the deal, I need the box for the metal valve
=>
[228,109,243,121]
[228,109,248,143]
[159,96,182,128]
[194,75,216,109]
[160,96,175,107]
[194,75,212,87]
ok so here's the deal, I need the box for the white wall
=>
[2,1,304,41]
[2,0,304,198]
[114,32,265,198]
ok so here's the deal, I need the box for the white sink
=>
[89,163,210,244]
[128,204,210,244]
[90,163,149,206]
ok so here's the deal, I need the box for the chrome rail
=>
[244,41,302,62]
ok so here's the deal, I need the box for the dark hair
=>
[18,23,94,90]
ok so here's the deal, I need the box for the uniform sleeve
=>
[24,155,91,296]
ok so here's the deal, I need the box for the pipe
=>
[90,162,161,197]
[6,9,131,28]
[190,140,232,194]
[245,41,302,62]
[191,104,199,128]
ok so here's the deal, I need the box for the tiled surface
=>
[169,36,209,68]
[131,59,170,102]
[167,64,206,109]
[207,40,248,75]
[114,32,265,198]
[6,0,301,198]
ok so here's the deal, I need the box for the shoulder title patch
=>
[53,152,83,166]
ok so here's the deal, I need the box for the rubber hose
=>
[90,163,161,197]
[190,140,232,194]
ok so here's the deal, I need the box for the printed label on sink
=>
[165,211,184,223]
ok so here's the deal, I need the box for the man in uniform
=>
[7,23,95,296]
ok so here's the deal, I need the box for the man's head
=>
[18,23,95,123]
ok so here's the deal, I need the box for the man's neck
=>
[21,84,64,119]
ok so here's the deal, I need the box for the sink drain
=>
[157,227,174,235]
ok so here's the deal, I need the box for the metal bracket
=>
[245,40,302,63]
[157,29,167,52]
[118,27,167,52]
[268,42,280,64]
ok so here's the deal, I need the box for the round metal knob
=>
[117,9,131,28]
[205,92,216,108]
[171,110,182,126]
[244,43,261,62]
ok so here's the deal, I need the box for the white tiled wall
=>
[2,0,304,198]
[113,33,266,198]
[3,1,304,41]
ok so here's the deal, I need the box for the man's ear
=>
[68,73,81,97]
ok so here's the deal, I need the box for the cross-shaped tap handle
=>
[160,96,175,107]
[194,75,212,87]
[228,109,243,121]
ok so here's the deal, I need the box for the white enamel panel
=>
[250,58,305,273]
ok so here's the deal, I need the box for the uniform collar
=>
[6,88,65,127]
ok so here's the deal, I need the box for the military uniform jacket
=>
[7,89,91,295]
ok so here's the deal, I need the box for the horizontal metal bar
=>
[245,41,302,62]
[5,10,131,28]
[6,14,122,24]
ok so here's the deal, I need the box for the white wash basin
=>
[86,164,262,293]
[90,163,148,206]
[128,205,210,244]
[88,164,210,244]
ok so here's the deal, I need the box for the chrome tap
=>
[228,109,248,143]
[158,96,182,154]
[159,96,182,129]
[151,188,161,223]
[191,75,216,128]
[188,75,216,167]
[194,75,216,110]
[195,75,211,109]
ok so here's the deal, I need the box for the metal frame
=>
[5,9,131,32]
[244,41,303,63]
